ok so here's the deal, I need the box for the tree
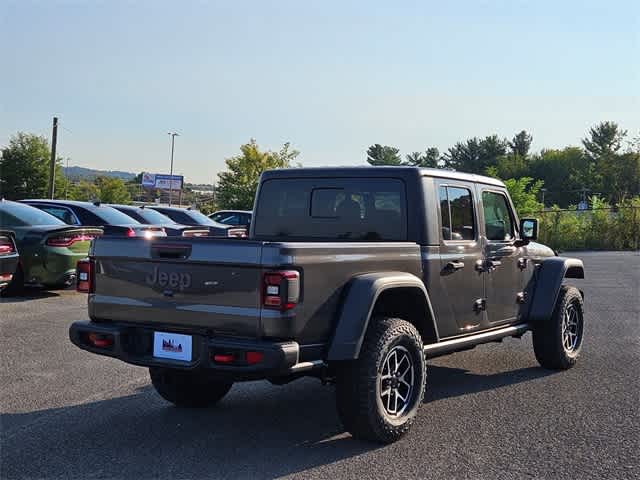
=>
[95,176,132,204]
[509,130,533,158]
[528,147,589,207]
[216,139,299,210]
[0,132,64,200]
[582,121,626,159]
[366,144,402,166]
[443,135,507,174]
[405,147,440,168]
[503,177,544,216]
[68,180,99,201]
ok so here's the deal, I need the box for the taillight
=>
[0,236,15,255]
[183,230,208,237]
[76,258,95,293]
[87,333,113,348]
[126,228,136,237]
[46,234,96,247]
[263,270,300,311]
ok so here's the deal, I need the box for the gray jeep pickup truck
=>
[70,167,585,443]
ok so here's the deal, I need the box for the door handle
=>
[487,259,502,271]
[446,260,465,271]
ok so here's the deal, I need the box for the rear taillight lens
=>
[126,228,136,237]
[46,234,96,247]
[86,333,113,348]
[263,270,300,311]
[0,236,16,255]
[76,258,95,293]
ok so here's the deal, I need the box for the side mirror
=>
[520,218,538,242]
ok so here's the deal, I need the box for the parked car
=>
[69,166,585,443]
[21,200,166,238]
[209,210,252,228]
[107,204,209,237]
[148,206,245,237]
[0,230,20,294]
[0,200,102,293]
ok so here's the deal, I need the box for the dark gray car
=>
[70,167,584,443]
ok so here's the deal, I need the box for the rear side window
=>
[254,178,407,241]
[438,186,476,241]
[40,206,79,225]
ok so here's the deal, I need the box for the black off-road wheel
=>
[532,285,584,370]
[335,317,426,443]
[149,367,233,408]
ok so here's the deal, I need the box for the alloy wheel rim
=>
[379,345,415,417]
[561,302,582,353]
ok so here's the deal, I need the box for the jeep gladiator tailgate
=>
[88,236,268,337]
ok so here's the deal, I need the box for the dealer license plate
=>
[153,332,192,362]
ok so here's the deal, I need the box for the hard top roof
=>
[261,166,504,187]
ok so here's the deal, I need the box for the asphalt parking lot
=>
[1,251,638,479]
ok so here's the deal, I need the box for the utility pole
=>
[48,117,58,198]
[167,132,179,206]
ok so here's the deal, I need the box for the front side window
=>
[482,191,515,241]
[438,186,475,241]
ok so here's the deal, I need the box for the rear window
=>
[0,202,65,226]
[253,178,407,241]
[86,206,141,225]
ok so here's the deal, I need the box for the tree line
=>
[2,121,638,217]
[366,121,640,209]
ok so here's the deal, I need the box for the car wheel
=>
[335,317,426,443]
[532,285,584,370]
[149,367,233,408]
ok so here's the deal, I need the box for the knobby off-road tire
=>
[149,367,233,408]
[335,317,426,443]
[533,285,584,370]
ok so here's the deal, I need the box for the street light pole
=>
[167,132,179,206]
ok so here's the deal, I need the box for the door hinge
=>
[474,298,487,312]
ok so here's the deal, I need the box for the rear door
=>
[479,188,522,325]
[436,181,486,334]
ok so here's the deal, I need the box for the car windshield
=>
[0,202,66,226]
[88,206,141,225]
[134,208,177,225]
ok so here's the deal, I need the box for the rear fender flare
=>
[527,257,585,322]
[327,272,437,361]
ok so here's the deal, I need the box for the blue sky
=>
[2,0,638,182]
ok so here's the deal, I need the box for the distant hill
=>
[63,166,137,182]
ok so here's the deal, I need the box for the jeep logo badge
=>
[146,266,191,291]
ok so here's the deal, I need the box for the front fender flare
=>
[327,272,437,361]
[527,257,584,322]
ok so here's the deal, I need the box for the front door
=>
[436,182,486,335]
[480,189,522,325]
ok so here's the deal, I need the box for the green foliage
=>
[537,196,640,251]
[68,180,99,201]
[503,177,544,216]
[405,147,440,167]
[216,139,299,210]
[443,135,508,174]
[95,176,131,204]
[0,132,64,199]
[509,130,533,157]
[366,144,402,166]
[528,147,590,207]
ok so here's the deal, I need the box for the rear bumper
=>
[69,321,321,380]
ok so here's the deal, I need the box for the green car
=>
[0,200,102,294]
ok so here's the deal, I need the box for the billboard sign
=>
[141,173,183,190]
